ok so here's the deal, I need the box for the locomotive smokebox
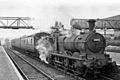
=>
[88,19,96,32]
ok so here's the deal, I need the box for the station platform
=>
[0,46,23,80]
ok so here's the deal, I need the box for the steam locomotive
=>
[11,19,118,78]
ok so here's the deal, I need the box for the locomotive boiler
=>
[57,20,106,61]
[58,28,106,55]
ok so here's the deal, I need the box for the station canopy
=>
[71,15,120,30]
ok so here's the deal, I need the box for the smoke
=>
[36,37,53,64]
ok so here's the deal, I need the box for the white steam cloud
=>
[36,37,53,64]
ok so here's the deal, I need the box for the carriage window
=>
[27,38,29,44]
[26,39,28,44]
[24,39,25,43]
[26,39,27,44]
[28,38,29,44]
[25,39,26,44]
[31,39,32,44]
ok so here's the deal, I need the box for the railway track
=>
[99,72,120,80]
[99,74,114,80]
[4,47,76,80]
[12,47,86,80]
[5,47,120,80]
[5,48,55,80]
[83,74,114,80]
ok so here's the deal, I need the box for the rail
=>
[5,48,55,80]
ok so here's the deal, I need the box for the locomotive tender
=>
[11,19,118,78]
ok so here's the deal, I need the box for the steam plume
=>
[36,37,53,64]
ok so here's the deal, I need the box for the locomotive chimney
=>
[88,19,96,32]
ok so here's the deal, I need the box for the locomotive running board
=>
[50,53,87,61]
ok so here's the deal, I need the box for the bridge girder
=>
[0,17,34,29]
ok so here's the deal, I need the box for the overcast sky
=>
[0,0,120,39]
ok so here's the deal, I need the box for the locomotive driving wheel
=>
[63,58,69,73]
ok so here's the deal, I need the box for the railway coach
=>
[11,32,50,57]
